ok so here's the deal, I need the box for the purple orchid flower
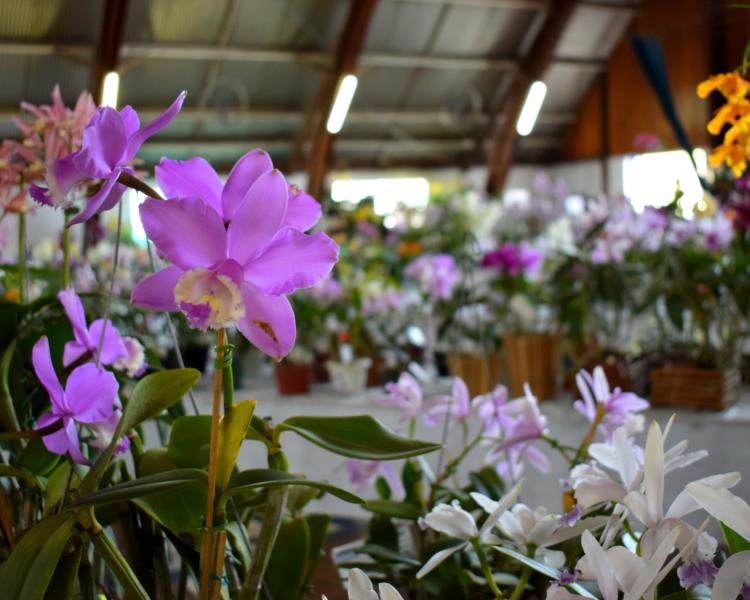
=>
[345,459,404,498]
[31,92,186,225]
[58,288,127,367]
[405,254,459,301]
[131,150,338,359]
[574,366,649,439]
[423,377,470,427]
[374,372,423,418]
[481,242,543,277]
[33,336,120,464]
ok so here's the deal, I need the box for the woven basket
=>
[446,352,502,398]
[503,333,559,400]
[649,366,739,410]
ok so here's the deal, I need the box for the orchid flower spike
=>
[131,150,338,359]
[31,92,186,224]
[32,336,120,464]
[417,484,521,579]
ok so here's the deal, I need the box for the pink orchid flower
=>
[31,92,185,223]
[33,336,120,464]
[131,150,338,359]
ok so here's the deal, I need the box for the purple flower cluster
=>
[405,254,459,301]
[481,242,544,277]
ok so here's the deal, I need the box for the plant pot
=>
[326,358,372,394]
[446,352,502,397]
[503,333,559,400]
[366,355,385,387]
[312,352,331,383]
[275,361,312,395]
[649,365,739,410]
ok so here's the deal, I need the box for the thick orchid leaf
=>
[17,437,60,476]
[43,539,83,600]
[216,400,255,492]
[265,517,310,600]
[80,368,201,494]
[492,546,597,598]
[133,449,206,549]
[363,499,422,520]
[0,513,76,600]
[44,463,81,515]
[721,521,750,554]
[353,543,422,567]
[168,415,211,468]
[276,415,441,460]
[219,469,362,506]
[302,514,331,587]
[0,341,20,436]
[120,368,201,433]
[70,469,207,508]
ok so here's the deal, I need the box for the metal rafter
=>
[91,0,130,101]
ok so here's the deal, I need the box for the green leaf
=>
[216,400,255,492]
[493,546,596,598]
[70,469,207,509]
[276,415,441,460]
[120,368,201,433]
[43,538,83,600]
[0,341,20,435]
[17,437,60,476]
[0,513,76,600]
[363,499,422,520]
[79,368,200,495]
[265,517,310,600]
[219,469,363,507]
[720,521,750,554]
[302,514,330,588]
[168,415,211,468]
[353,543,421,566]
[0,464,36,485]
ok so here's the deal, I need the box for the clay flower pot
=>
[275,361,312,395]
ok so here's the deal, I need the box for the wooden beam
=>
[303,0,380,199]
[90,0,130,102]
[485,0,579,194]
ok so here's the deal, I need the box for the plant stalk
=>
[200,328,227,600]
[90,528,150,600]
[17,210,26,304]
[62,209,72,288]
[471,539,504,599]
[95,199,123,367]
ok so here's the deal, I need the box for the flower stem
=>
[17,211,26,304]
[90,527,149,600]
[200,328,227,600]
[435,432,483,486]
[508,546,535,600]
[471,539,504,599]
[95,200,123,367]
[572,406,605,466]
[62,210,72,289]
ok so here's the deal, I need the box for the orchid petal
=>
[416,544,466,579]
[227,169,288,266]
[119,105,140,137]
[711,550,750,600]
[125,91,186,161]
[58,288,89,346]
[282,185,321,231]
[643,421,664,523]
[87,319,127,366]
[63,341,90,367]
[378,583,405,600]
[666,472,741,519]
[477,484,522,537]
[61,418,88,465]
[244,228,338,295]
[236,284,295,359]
[221,148,273,221]
[65,364,118,423]
[140,197,227,270]
[687,482,750,541]
[580,530,618,600]
[37,412,67,455]
[155,157,223,215]
[32,337,64,410]
[131,265,184,312]
[625,526,680,600]
[74,107,128,176]
[347,568,379,600]
[69,172,125,226]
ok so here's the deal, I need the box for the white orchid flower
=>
[473,494,607,569]
[416,484,521,579]
[577,526,693,600]
[335,568,404,600]
[710,550,750,600]
[546,584,589,599]
[686,481,750,542]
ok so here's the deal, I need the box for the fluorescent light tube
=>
[101,71,120,108]
[326,74,358,134]
[516,80,547,136]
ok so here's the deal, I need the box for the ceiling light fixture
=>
[326,74,358,134]
[101,71,120,108]
[515,80,547,136]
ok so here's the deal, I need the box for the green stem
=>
[17,211,26,304]
[90,528,150,600]
[435,433,482,486]
[62,210,72,289]
[471,539,504,599]
[222,346,234,412]
[241,485,288,600]
[95,199,123,367]
[508,547,535,600]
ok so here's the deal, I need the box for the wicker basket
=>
[446,352,502,398]
[649,366,740,410]
[503,333,559,400]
